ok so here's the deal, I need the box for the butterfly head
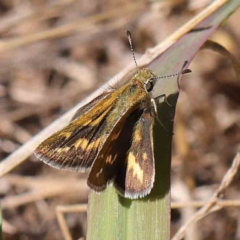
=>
[132,68,157,93]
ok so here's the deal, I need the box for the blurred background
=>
[1,0,240,240]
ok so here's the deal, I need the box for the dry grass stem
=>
[56,204,87,240]
[1,176,88,209]
[171,200,240,209]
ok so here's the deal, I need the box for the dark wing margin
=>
[114,109,155,199]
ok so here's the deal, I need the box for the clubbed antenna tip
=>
[182,69,192,74]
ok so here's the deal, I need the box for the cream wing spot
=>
[106,155,112,164]
[73,138,102,151]
[134,132,141,142]
[127,152,143,183]
[133,125,143,142]
[75,138,89,150]
[86,137,102,151]
[96,168,103,178]
[82,119,92,126]
[58,131,72,139]
[106,153,118,164]
[55,147,70,154]
[112,129,121,141]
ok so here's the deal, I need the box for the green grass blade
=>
[87,102,174,239]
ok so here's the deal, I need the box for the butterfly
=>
[35,31,190,199]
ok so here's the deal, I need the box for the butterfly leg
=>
[155,94,174,108]
[151,98,172,134]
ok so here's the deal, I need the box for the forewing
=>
[114,109,155,199]
[35,91,117,172]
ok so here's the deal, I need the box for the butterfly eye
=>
[145,78,155,92]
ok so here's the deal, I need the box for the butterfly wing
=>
[35,91,114,172]
[114,109,155,199]
[88,108,155,199]
[87,108,143,191]
[35,82,148,173]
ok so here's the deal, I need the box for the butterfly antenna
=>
[127,30,139,72]
[155,63,191,80]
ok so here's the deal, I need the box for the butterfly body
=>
[35,68,157,199]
